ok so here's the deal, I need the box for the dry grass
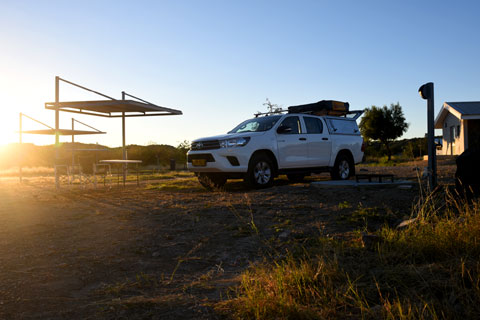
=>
[218,189,480,319]
[0,166,54,177]
[145,177,201,191]
[0,163,465,319]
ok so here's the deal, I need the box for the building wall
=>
[440,113,465,155]
[467,119,480,149]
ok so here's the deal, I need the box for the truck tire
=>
[331,154,354,180]
[245,154,274,188]
[197,173,227,190]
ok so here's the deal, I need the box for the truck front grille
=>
[191,140,220,150]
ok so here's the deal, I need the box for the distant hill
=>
[0,136,438,170]
[0,142,188,170]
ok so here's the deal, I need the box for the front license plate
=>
[192,159,207,166]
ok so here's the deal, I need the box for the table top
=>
[99,159,142,164]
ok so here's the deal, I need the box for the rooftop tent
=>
[288,100,350,115]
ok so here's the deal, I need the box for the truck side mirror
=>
[277,125,292,134]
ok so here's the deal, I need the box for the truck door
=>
[303,116,332,166]
[276,116,309,168]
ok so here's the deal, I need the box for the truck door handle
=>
[299,138,307,141]
[322,138,328,141]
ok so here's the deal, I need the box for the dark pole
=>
[427,85,437,188]
[419,82,437,188]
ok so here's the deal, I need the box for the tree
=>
[262,98,282,113]
[359,103,409,161]
[176,140,190,156]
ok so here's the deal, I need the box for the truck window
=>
[229,115,282,133]
[279,116,302,134]
[304,117,323,134]
[326,119,359,135]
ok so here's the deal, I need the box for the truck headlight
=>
[220,137,250,148]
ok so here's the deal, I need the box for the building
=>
[434,102,480,155]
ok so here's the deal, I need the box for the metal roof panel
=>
[445,101,480,116]
[45,99,182,117]
[20,129,106,136]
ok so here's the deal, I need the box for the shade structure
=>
[18,112,107,185]
[43,76,183,188]
[45,99,182,117]
[20,129,106,135]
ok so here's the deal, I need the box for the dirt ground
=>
[0,161,456,319]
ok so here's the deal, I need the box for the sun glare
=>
[0,116,51,147]
[0,117,18,147]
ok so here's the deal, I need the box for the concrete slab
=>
[311,180,414,189]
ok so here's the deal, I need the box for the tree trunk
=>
[383,141,392,161]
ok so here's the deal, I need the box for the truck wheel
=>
[287,174,305,182]
[245,154,274,188]
[331,154,354,180]
[197,173,226,190]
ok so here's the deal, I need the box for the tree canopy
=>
[359,103,409,160]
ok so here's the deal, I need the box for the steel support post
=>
[55,76,60,189]
[122,91,126,186]
[19,113,22,183]
[72,118,75,166]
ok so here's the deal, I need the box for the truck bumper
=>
[187,149,249,173]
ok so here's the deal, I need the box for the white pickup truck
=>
[187,101,364,189]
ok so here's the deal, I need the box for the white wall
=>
[440,113,465,155]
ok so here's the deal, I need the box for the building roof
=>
[446,101,480,115]
[434,101,480,129]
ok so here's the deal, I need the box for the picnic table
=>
[98,160,142,186]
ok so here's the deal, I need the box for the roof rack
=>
[254,100,364,119]
[254,108,363,119]
[254,109,288,118]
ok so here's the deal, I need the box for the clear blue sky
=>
[1,0,479,148]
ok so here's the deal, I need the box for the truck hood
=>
[192,131,265,142]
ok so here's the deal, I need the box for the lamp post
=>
[418,82,437,188]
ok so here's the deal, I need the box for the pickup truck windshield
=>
[228,115,282,133]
